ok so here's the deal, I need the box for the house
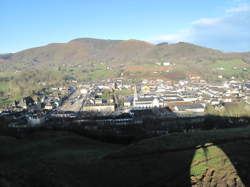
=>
[18,99,27,109]
[133,97,160,109]
[163,97,184,106]
[173,104,205,113]
[94,98,103,105]
[244,83,250,90]
[221,97,233,103]
[188,74,201,83]
[107,98,114,104]
[80,89,88,94]
[141,85,150,94]
[208,87,226,95]
[165,80,173,86]
[167,101,192,109]
[82,104,115,112]
[124,97,133,107]
[44,103,53,110]
[163,62,171,66]
[179,91,198,102]
[210,99,220,105]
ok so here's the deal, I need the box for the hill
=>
[0,127,250,187]
[1,38,250,71]
[0,38,153,67]
[0,38,250,104]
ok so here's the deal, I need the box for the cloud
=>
[191,18,221,25]
[226,4,250,12]
[226,1,250,12]
[150,3,250,52]
[152,30,191,44]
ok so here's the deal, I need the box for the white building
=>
[133,97,160,109]
[173,104,205,113]
[163,62,171,66]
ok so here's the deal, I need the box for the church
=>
[133,85,160,109]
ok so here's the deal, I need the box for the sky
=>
[1,0,250,53]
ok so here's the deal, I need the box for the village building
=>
[173,103,205,113]
[124,97,133,108]
[82,104,115,112]
[188,73,201,83]
[94,98,103,105]
[133,97,160,109]
[44,103,53,110]
[163,62,171,66]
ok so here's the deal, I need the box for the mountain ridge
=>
[1,38,250,64]
[1,38,250,81]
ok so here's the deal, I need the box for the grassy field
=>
[0,82,10,107]
[0,82,8,92]
[209,59,250,79]
[210,59,247,68]
[87,69,116,80]
[0,127,250,187]
[143,64,160,68]
[114,88,134,96]
[0,130,122,187]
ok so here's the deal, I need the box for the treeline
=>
[0,69,69,104]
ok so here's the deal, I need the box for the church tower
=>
[133,85,138,106]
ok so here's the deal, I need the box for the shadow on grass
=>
[0,111,250,187]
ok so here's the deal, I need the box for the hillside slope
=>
[0,127,250,187]
[0,38,250,97]
[1,38,250,68]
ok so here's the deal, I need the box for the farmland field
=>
[209,59,250,78]
[0,82,8,92]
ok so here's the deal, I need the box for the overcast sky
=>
[1,0,250,53]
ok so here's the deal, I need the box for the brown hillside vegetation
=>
[1,38,250,68]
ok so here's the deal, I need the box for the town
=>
[2,0,250,185]
[1,74,250,138]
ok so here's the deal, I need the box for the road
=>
[60,88,86,112]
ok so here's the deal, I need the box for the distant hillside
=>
[0,38,153,66]
[0,38,250,81]
[1,38,249,66]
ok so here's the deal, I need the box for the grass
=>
[0,127,250,186]
[0,82,11,107]
[210,59,247,68]
[190,144,226,176]
[114,89,133,96]
[143,64,160,68]
[104,127,250,158]
[87,69,117,80]
[209,59,250,78]
[0,130,122,186]
[0,82,8,92]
